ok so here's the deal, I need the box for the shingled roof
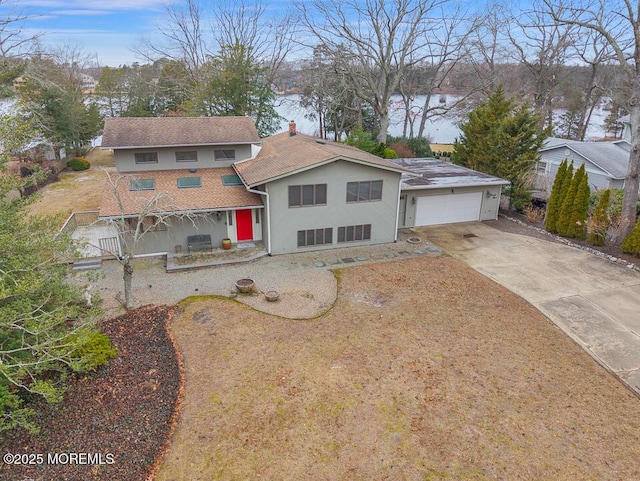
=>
[99,167,263,218]
[234,132,409,187]
[101,116,261,149]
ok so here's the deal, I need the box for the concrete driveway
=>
[418,221,640,397]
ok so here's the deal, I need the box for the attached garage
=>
[415,191,483,226]
[391,158,510,228]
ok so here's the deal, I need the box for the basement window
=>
[177,176,202,188]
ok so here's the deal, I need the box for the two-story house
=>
[100,117,507,257]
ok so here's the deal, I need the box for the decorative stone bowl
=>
[265,290,280,302]
[235,278,255,293]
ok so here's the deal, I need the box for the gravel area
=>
[71,230,440,319]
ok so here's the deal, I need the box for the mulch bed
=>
[0,305,183,481]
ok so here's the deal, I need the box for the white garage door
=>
[415,191,482,226]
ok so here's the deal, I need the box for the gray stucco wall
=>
[266,161,401,255]
[112,144,253,172]
[127,215,230,254]
[539,149,612,191]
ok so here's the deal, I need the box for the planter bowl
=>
[265,290,280,302]
[235,278,255,293]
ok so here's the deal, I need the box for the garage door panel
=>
[415,192,482,226]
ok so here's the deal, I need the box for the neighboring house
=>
[536,136,631,194]
[100,117,508,257]
[391,158,508,228]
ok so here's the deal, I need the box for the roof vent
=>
[315,139,326,145]
[189,168,197,173]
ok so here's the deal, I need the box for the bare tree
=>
[464,4,514,96]
[135,0,208,81]
[211,0,299,85]
[98,171,201,308]
[0,0,42,58]
[570,29,616,140]
[298,0,455,144]
[543,0,640,243]
[413,5,477,139]
[507,0,577,129]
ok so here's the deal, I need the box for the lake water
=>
[1,94,609,147]
[275,94,610,143]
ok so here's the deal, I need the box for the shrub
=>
[546,159,571,234]
[523,204,545,223]
[67,157,90,171]
[383,147,398,159]
[68,329,117,372]
[621,218,640,256]
[389,142,415,158]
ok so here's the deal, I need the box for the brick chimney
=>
[288,119,296,136]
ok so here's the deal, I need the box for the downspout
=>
[246,185,271,255]
[394,176,402,242]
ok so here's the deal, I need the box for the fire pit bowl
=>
[235,278,255,293]
[265,290,280,302]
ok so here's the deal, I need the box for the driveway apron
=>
[419,222,640,397]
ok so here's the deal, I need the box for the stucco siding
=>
[129,215,229,254]
[113,144,253,172]
[267,161,401,255]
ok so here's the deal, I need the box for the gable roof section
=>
[99,167,263,218]
[541,137,629,179]
[101,116,261,149]
[234,132,409,187]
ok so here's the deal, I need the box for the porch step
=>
[72,258,102,271]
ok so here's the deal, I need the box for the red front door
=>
[235,209,254,241]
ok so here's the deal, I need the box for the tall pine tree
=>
[545,159,569,233]
[571,164,590,240]
[452,86,549,210]
[557,164,582,237]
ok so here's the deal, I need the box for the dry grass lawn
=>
[25,148,114,220]
[157,256,640,481]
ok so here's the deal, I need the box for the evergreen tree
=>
[189,42,282,137]
[545,159,568,233]
[0,174,115,432]
[590,189,611,246]
[452,86,549,210]
[571,164,590,240]
[557,164,582,237]
[621,217,640,256]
